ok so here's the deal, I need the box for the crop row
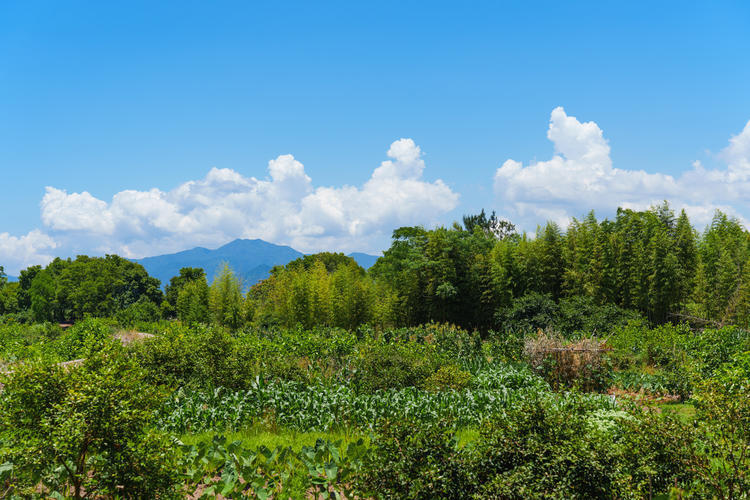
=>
[159,365,615,433]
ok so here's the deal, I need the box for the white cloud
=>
[37,138,459,258]
[494,107,750,230]
[0,230,57,275]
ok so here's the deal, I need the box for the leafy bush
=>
[556,295,641,336]
[355,419,465,499]
[423,364,472,391]
[0,344,178,498]
[115,297,161,327]
[689,351,750,497]
[178,434,368,499]
[351,342,442,393]
[609,320,692,370]
[383,323,482,362]
[687,326,750,377]
[56,317,114,360]
[466,395,619,499]
[497,292,557,332]
[614,406,697,498]
[130,323,257,390]
[482,328,525,363]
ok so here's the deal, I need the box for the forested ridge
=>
[2,202,749,332]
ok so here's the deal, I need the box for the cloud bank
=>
[494,107,750,230]
[0,230,57,276]
[0,138,457,274]
[3,113,750,276]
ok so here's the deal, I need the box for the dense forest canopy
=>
[2,202,750,331]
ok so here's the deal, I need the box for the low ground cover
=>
[1,319,748,498]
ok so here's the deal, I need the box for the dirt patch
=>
[114,330,155,345]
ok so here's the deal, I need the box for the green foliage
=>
[115,296,161,327]
[689,351,750,497]
[209,262,244,329]
[25,255,163,322]
[177,276,210,324]
[482,329,525,362]
[157,370,609,434]
[355,419,464,499]
[351,342,442,393]
[607,406,697,498]
[56,317,114,361]
[497,292,557,332]
[178,434,368,499]
[687,325,750,377]
[252,255,380,330]
[371,203,750,332]
[130,323,256,390]
[423,364,472,392]
[0,281,20,316]
[467,395,620,498]
[164,267,206,309]
[371,224,498,330]
[0,345,178,498]
[30,269,55,322]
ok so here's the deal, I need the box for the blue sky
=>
[1,1,750,274]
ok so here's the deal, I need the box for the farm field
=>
[1,318,749,498]
[1,206,750,498]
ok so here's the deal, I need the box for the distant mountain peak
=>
[134,238,379,287]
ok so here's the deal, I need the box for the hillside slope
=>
[135,239,379,286]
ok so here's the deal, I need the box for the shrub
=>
[56,317,114,360]
[130,324,257,390]
[688,326,750,377]
[354,419,465,499]
[614,406,697,498]
[556,295,641,337]
[467,395,619,499]
[115,297,161,327]
[351,342,442,393]
[497,292,557,333]
[423,364,472,391]
[483,328,525,363]
[0,345,178,498]
[689,351,750,498]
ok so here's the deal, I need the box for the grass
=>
[180,425,483,451]
[179,425,369,451]
[659,402,696,422]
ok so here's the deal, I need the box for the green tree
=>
[674,209,698,305]
[463,208,516,239]
[0,267,19,315]
[0,345,178,498]
[164,267,206,308]
[30,269,56,322]
[176,277,210,324]
[208,262,244,329]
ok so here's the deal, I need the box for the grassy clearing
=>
[179,426,368,452]
[180,425,482,452]
[659,402,696,422]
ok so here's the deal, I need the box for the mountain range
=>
[134,239,380,288]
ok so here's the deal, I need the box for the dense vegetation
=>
[1,202,749,498]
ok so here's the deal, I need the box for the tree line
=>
[2,201,750,331]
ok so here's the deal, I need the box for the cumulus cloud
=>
[494,107,750,230]
[37,138,458,258]
[0,230,57,275]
